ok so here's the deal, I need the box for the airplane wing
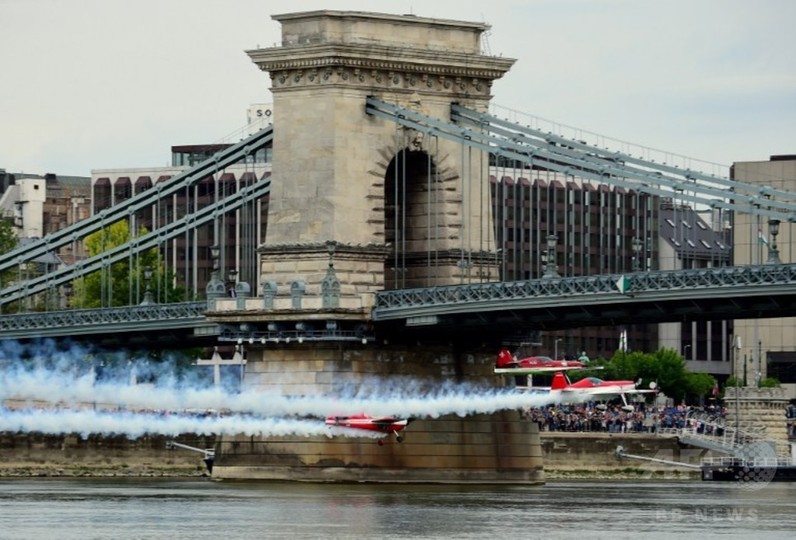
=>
[369,417,397,426]
[495,366,588,375]
[560,387,622,397]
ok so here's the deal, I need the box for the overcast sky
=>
[1,0,794,177]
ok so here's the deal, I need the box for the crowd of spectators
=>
[525,403,727,434]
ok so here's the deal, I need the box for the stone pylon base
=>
[725,386,790,456]
[212,411,544,484]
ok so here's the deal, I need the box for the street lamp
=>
[63,282,73,309]
[141,266,155,305]
[210,244,221,274]
[682,344,692,360]
[766,219,781,264]
[235,339,245,391]
[205,244,226,303]
[456,259,472,284]
[554,337,563,360]
[732,335,742,444]
[542,234,559,278]
[228,268,239,298]
[632,237,643,272]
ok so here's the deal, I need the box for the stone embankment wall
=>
[213,412,542,483]
[0,432,694,479]
[540,432,701,479]
[0,433,216,477]
[724,386,791,456]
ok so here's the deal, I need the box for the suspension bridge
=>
[0,12,793,350]
[0,97,794,346]
[1,9,793,484]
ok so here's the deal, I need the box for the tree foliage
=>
[725,375,742,388]
[0,217,15,253]
[0,217,17,287]
[71,220,184,307]
[684,372,717,401]
[759,377,781,388]
[569,347,717,404]
[726,375,781,389]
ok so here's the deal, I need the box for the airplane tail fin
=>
[551,372,568,390]
[496,348,515,367]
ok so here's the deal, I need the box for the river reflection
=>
[0,478,794,539]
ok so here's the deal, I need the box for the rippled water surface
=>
[1,478,794,539]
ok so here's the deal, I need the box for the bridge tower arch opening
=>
[384,145,445,289]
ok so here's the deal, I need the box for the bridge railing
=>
[3,263,796,339]
[373,263,796,315]
[0,301,209,339]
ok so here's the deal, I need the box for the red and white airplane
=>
[547,372,657,409]
[325,413,412,445]
[494,348,587,375]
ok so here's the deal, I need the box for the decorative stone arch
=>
[290,280,306,309]
[370,130,464,289]
[321,264,341,308]
[205,277,226,309]
[262,280,278,309]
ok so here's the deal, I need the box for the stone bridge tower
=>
[247,10,514,305]
[209,11,542,484]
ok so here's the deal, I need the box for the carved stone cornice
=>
[259,241,390,257]
[247,44,515,95]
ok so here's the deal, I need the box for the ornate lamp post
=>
[205,244,226,305]
[632,237,643,272]
[63,282,73,309]
[228,268,239,297]
[766,219,781,264]
[457,258,472,284]
[210,244,221,275]
[140,266,155,305]
[542,234,559,278]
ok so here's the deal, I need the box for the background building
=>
[490,162,741,377]
[88,105,273,303]
[0,170,92,309]
[657,202,733,378]
[490,168,659,360]
[731,155,796,398]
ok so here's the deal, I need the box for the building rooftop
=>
[659,205,731,260]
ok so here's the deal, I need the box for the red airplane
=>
[325,414,412,445]
[547,372,656,409]
[494,348,587,375]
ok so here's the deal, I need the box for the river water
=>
[0,478,794,539]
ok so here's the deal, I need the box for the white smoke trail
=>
[0,340,559,440]
[0,408,381,440]
[1,367,555,420]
